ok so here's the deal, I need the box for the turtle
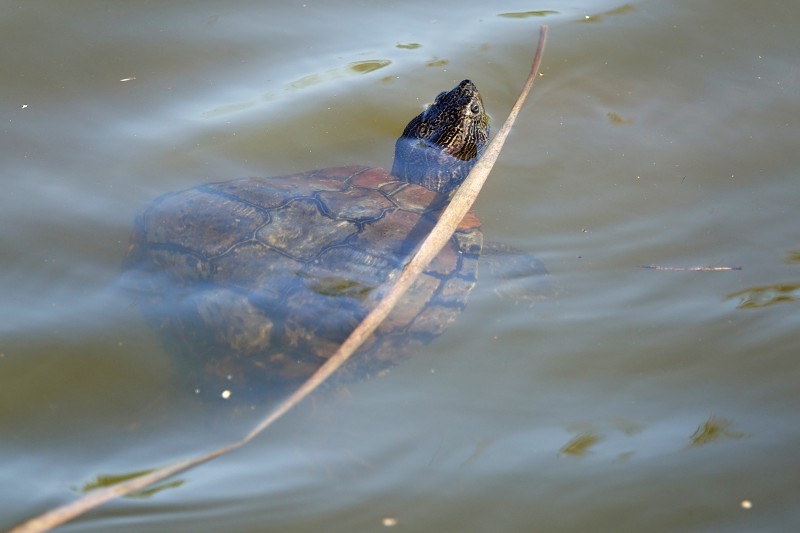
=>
[124,79,494,402]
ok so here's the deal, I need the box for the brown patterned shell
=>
[124,165,482,401]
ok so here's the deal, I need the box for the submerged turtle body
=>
[124,80,489,401]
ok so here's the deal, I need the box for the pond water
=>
[3,1,799,531]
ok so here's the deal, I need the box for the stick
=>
[641,265,742,271]
[9,26,548,533]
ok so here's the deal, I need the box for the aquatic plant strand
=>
[9,25,548,533]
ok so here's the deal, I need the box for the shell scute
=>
[317,187,394,222]
[211,242,298,303]
[390,183,446,213]
[145,189,267,257]
[255,199,357,261]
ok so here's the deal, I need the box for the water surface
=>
[2,1,799,531]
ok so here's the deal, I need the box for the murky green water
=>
[2,1,799,531]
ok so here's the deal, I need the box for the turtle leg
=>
[480,241,556,301]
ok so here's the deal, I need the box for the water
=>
[3,1,799,531]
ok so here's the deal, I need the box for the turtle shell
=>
[124,165,482,401]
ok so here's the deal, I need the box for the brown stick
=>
[8,26,548,533]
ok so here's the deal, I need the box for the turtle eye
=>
[470,103,481,114]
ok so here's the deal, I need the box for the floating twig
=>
[641,265,742,271]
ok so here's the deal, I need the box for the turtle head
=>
[391,80,490,195]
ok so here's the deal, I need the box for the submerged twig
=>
[10,26,549,533]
